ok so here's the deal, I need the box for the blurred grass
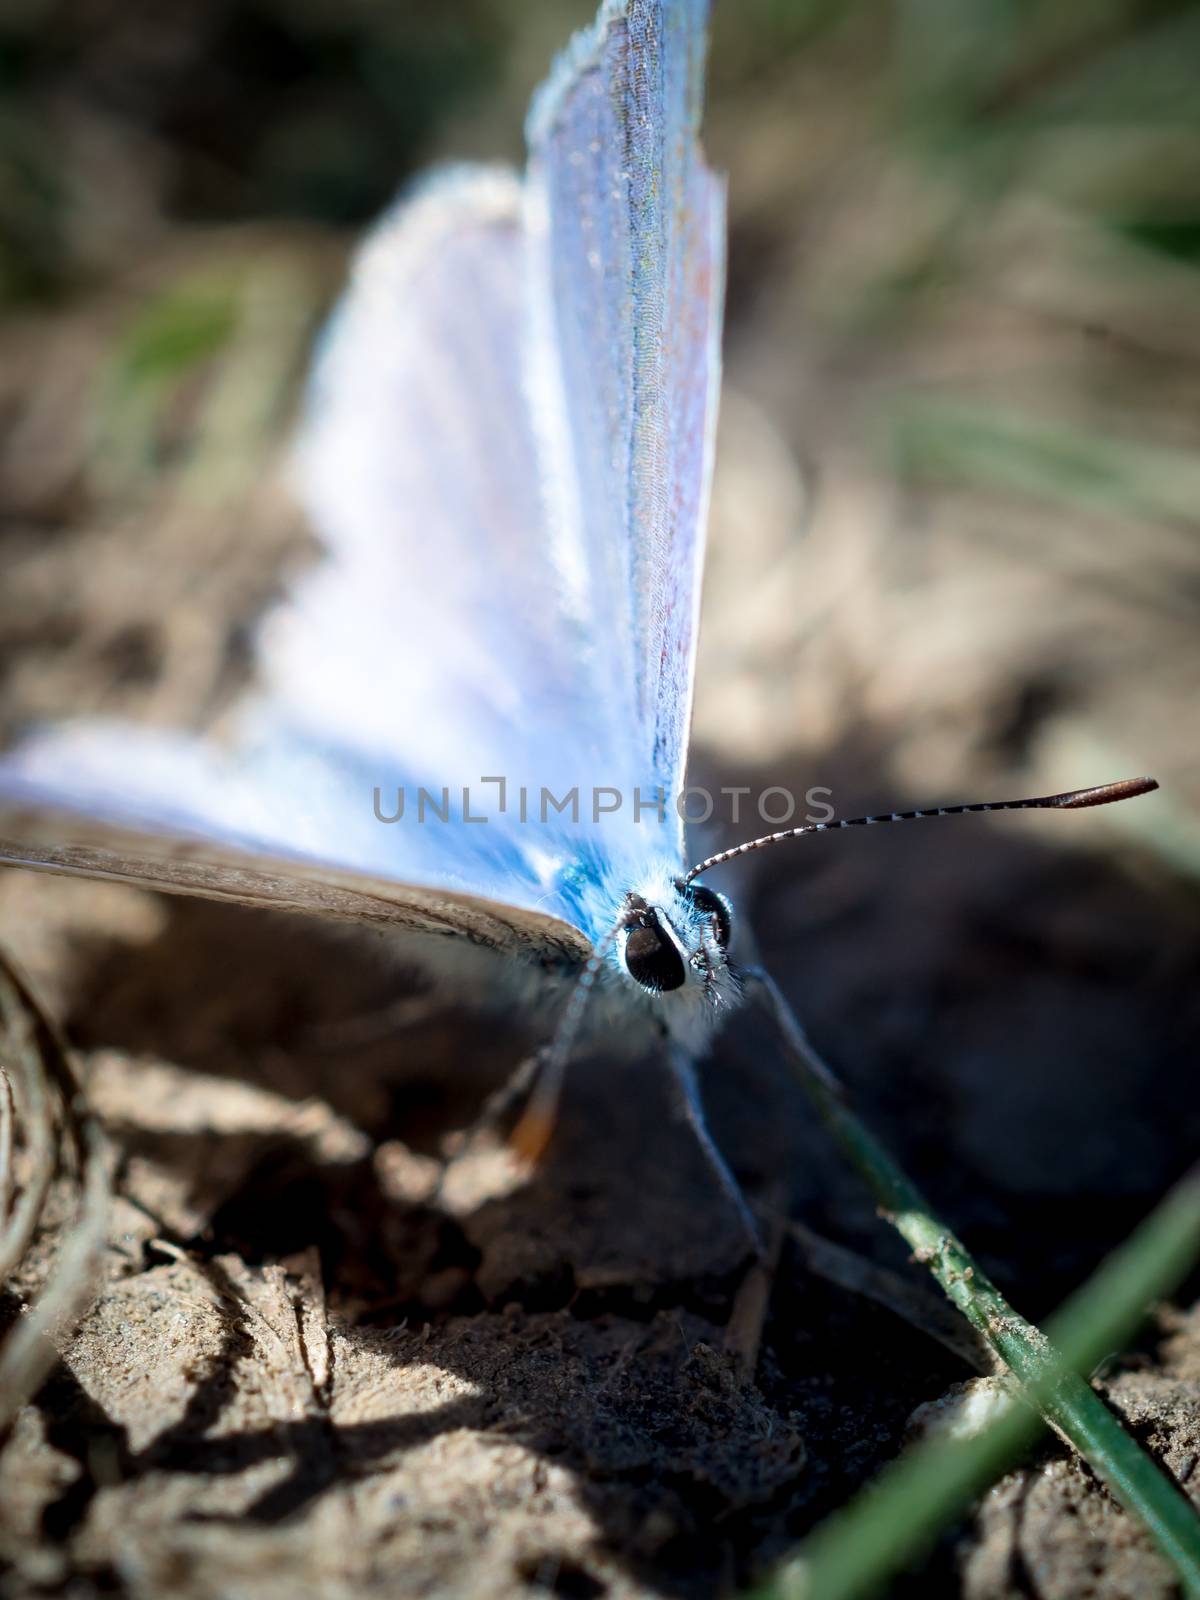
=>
[5,0,1199,412]
[2,0,1197,273]
[93,274,242,488]
[883,400,1200,528]
[92,260,318,502]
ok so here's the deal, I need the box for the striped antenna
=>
[681,776,1159,887]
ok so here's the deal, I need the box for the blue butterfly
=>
[0,0,1155,1235]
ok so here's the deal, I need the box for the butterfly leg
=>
[294,992,439,1053]
[667,1045,765,1260]
[474,1050,543,1132]
[740,966,1001,1366]
[738,965,844,1094]
[441,1049,544,1161]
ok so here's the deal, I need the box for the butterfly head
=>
[614,878,740,1033]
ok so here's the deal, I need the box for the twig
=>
[0,1066,14,1222]
[0,955,111,1436]
[0,985,57,1292]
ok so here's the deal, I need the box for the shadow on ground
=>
[1,737,1195,1596]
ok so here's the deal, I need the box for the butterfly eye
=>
[686,884,734,950]
[621,911,686,993]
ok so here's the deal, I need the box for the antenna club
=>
[1055,776,1159,808]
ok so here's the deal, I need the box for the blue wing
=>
[279,166,637,803]
[0,2,723,951]
[526,0,724,843]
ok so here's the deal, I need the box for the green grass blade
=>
[751,972,1200,1598]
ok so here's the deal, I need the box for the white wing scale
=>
[0,1,722,967]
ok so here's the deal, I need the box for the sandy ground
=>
[2,27,1200,1582]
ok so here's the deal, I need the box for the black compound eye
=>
[621,910,686,993]
[686,884,734,949]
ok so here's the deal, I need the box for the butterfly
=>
[0,0,1155,1235]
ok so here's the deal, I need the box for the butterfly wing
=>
[0,2,723,951]
[275,165,637,798]
[0,809,588,963]
[0,723,590,962]
[0,172,626,951]
[525,0,724,843]
[278,0,725,832]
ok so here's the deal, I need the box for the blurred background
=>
[1,1,1199,1589]
[3,0,1199,829]
[1,0,1198,1249]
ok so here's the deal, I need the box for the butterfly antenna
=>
[510,925,620,1165]
[681,776,1159,886]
